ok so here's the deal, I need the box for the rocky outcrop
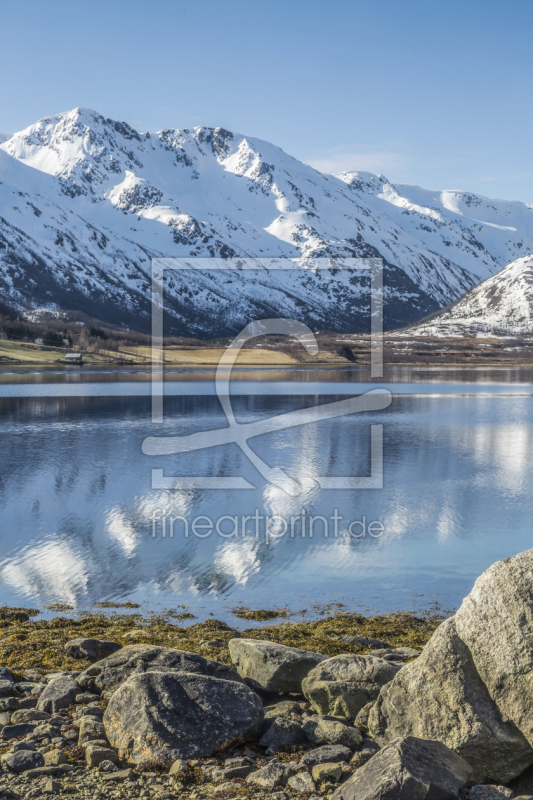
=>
[103,670,263,763]
[77,644,242,693]
[303,654,401,721]
[369,552,533,785]
[228,638,326,693]
[330,736,472,800]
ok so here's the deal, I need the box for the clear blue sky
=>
[2,0,532,202]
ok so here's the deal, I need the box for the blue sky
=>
[2,0,532,202]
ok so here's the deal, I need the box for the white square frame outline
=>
[147,257,386,490]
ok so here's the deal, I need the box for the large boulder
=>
[303,715,363,750]
[104,670,263,764]
[330,736,472,800]
[369,599,533,782]
[228,639,326,693]
[37,675,79,714]
[77,644,242,693]
[302,654,401,721]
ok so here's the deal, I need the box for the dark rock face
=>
[330,736,472,800]
[37,676,79,714]
[64,639,122,661]
[228,638,326,693]
[103,670,263,764]
[3,749,45,773]
[77,644,242,693]
[302,654,401,721]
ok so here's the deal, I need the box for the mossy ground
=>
[0,604,444,671]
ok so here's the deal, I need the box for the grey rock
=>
[303,715,363,750]
[369,616,533,784]
[301,745,352,767]
[104,669,263,763]
[3,749,45,773]
[10,741,36,752]
[37,675,79,714]
[303,654,401,722]
[85,746,119,767]
[469,787,513,800]
[78,716,107,743]
[350,737,380,767]
[0,679,18,698]
[77,644,242,693]
[75,693,100,704]
[0,698,19,712]
[21,765,74,779]
[229,638,326,693]
[264,700,303,718]
[43,751,67,766]
[0,711,12,727]
[330,736,472,800]
[2,723,37,738]
[288,771,316,793]
[101,768,134,781]
[10,709,50,725]
[246,759,293,789]
[64,638,122,661]
[259,717,306,747]
[43,779,61,794]
[0,667,14,683]
[99,760,119,773]
[354,701,374,733]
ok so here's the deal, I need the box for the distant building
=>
[34,338,43,345]
[65,352,83,363]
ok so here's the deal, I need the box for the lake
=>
[1,365,533,622]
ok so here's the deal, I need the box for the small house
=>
[34,338,43,345]
[65,352,83,363]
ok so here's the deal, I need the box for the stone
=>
[0,698,19,712]
[101,768,134,781]
[354,701,374,733]
[264,700,303,717]
[0,711,12,727]
[0,680,18,698]
[312,762,343,783]
[43,779,61,794]
[78,716,107,744]
[43,750,67,766]
[301,745,352,767]
[99,760,118,773]
[259,717,306,748]
[469,787,514,799]
[369,616,533,785]
[350,737,380,767]
[288,772,316,793]
[104,670,263,764]
[77,644,242,693]
[3,749,45,773]
[246,760,293,789]
[75,693,100,704]
[10,709,49,725]
[64,638,122,661]
[85,746,119,767]
[37,675,79,714]
[303,716,363,750]
[2,723,37,738]
[229,638,326,693]
[10,741,36,752]
[330,736,472,800]
[303,654,401,722]
[169,758,189,776]
[337,636,390,648]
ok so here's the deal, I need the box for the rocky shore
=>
[1,550,533,799]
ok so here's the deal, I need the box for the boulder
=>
[369,616,533,784]
[302,654,401,721]
[64,638,122,661]
[3,749,45,773]
[303,715,363,750]
[77,644,242,693]
[2,723,37,738]
[10,709,49,725]
[300,744,352,767]
[330,736,472,800]
[246,760,293,789]
[288,772,316,793]
[104,670,263,764]
[259,718,306,747]
[86,746,119,767]
[312,761,343,783]
[228,638,326,693]
[43,751,68,767]
[79,717,107,744]
[37,675,79,714]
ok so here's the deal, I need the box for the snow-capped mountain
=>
[0,133,11,145]
[406,255,533,336]
[1,107,532,334]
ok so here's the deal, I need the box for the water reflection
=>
[1,390,533,616]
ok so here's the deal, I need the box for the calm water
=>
[1,366,533,621]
